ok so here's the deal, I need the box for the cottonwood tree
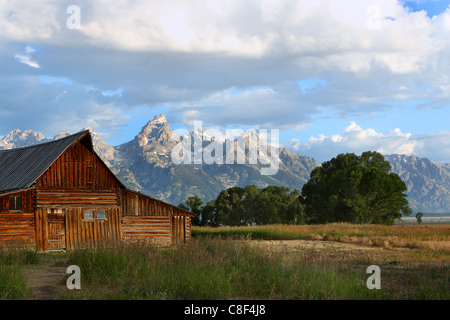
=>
[301,151,412,225]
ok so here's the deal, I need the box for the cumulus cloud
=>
[174,83,317,130]
[288,122,450,163]
[0,74,129,137]
[0,0,449,160]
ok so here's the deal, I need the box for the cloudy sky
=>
[1,0,449,162]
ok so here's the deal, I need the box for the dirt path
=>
[24,260,68,300]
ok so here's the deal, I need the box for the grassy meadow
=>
[0,223,448,300]
[193,223,450,250]
[0,248,40,299]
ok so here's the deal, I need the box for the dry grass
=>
[193,223,450,251]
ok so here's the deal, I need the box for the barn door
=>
[172,216,186,245]
[47,211,66,250]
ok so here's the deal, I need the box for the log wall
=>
[122,216,172,246]
[35,188,119,209]
[120,189,190,217]
[0,213,35,248]
[34,207,122,251]
[65,208,122,250]
[33,139,123,251]
[36,140,118,190]
[120,189,193,245]
[0,189,36,248]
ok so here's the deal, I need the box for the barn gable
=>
[0,131,90,195]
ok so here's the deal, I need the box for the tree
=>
[301,151,411,225]
[183,185,305,227]
[415,212,424,225]
[179,196,203,226]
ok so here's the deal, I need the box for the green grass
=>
[0,248,40,299]
[1,226,448,300]
[63,238,380,300]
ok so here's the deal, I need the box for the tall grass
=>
[64,238,379,300]
[0,248,40,299]
[193,223,450,250]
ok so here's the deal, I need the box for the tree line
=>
[179,151,412,226]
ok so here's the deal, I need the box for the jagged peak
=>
[0,129,49,150]
[81,126,99,134]
[151,113,167,123]
[3,128,45,138]
[53,130,72,140]
[142,114,168,128]
[136,114,173,147]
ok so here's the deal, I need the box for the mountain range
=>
[1,114,449,214]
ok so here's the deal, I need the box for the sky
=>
[0,0,450,163]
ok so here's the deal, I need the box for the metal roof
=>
[0,130,89,194]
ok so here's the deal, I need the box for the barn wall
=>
[122,216,172,246]
[33,139,123,251]
[120,189,191,217]
[65,208,122,250]
[36,140,118,190]
[120,189,193,245]
[0,189,36,248]
[120,189,170,216]
[35,207,122,252]
[35,188,119,209]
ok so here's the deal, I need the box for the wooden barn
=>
[0,130,194,252]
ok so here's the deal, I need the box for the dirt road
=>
[24,260,68,300]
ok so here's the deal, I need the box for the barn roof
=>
[0,130,91,194]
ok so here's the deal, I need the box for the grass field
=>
[0,223,448,300]
[193,223,450,251]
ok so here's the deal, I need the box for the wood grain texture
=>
[0,135,194,251]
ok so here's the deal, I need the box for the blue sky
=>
[1,0,450,162]
[403,0,450,17]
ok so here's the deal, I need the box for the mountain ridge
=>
[2,115,449,213]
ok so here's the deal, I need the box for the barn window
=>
[97,210,107,219]
[84,209,107,220]
[84,210,94,219]
[9,196,22,211]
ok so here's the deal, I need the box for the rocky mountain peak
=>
[136,114,174,147]
[0,129,50,150]
[53,130,72,140]
[2,117,450,213]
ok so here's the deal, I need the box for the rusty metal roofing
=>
[0,130,89,194]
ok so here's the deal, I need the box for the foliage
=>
[301,151,412,225]
[182,185,304,227]
[179,196,203,225]
[180,151,411,226]
[0,248,38,299]
[416,212,424,225]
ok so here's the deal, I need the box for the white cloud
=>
[173,84,316,130]
[0,0,449,152]
[14,46,40,68]
[14,54,39,68]
[288,122,440,162]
